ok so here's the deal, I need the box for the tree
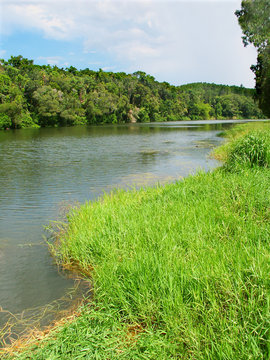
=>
[235,0,269,50]
[235,0,270,117]
[33,86,63,126]
[251,47,270,117]
[7,55,34,69]
[0,55,264,129]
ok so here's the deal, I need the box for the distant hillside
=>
[0,56,265,129]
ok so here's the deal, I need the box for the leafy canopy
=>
[235,0,270,50]
[235,0,270,117]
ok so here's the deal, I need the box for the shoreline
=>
[0,117,268,132]
[2,121,270,359]
[0,276,91,351]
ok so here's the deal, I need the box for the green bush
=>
[20,112,39,128]
[225,131,270,169]
[0,113,12,129]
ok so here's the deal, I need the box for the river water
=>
[0,120,253,338]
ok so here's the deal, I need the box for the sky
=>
[0,0,258,88]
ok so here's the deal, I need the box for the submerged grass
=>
[4,122,270,359]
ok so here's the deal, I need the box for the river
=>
[0,119,254,340]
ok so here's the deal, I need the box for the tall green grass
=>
[213,121,270,163]
[224,130,270,170]
[5,122,270,359]
[7,170,269,359]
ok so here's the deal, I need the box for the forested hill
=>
[0,56,264,130]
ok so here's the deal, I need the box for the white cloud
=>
[0,50,7,57]
[1,2,76,39]
[37,56,63,65]
[102,66,116,71]
[0,0,256,87]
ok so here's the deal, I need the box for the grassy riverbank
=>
[4,122,270,359]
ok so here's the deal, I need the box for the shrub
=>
[225,131,270,169]
[0,113,12,129]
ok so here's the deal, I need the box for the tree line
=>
[0,55,264,130]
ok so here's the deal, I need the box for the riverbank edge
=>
[3,121,270,359]
[1,117,268,132]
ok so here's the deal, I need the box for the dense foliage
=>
[0,56,264,129]
[236,0,270,117]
